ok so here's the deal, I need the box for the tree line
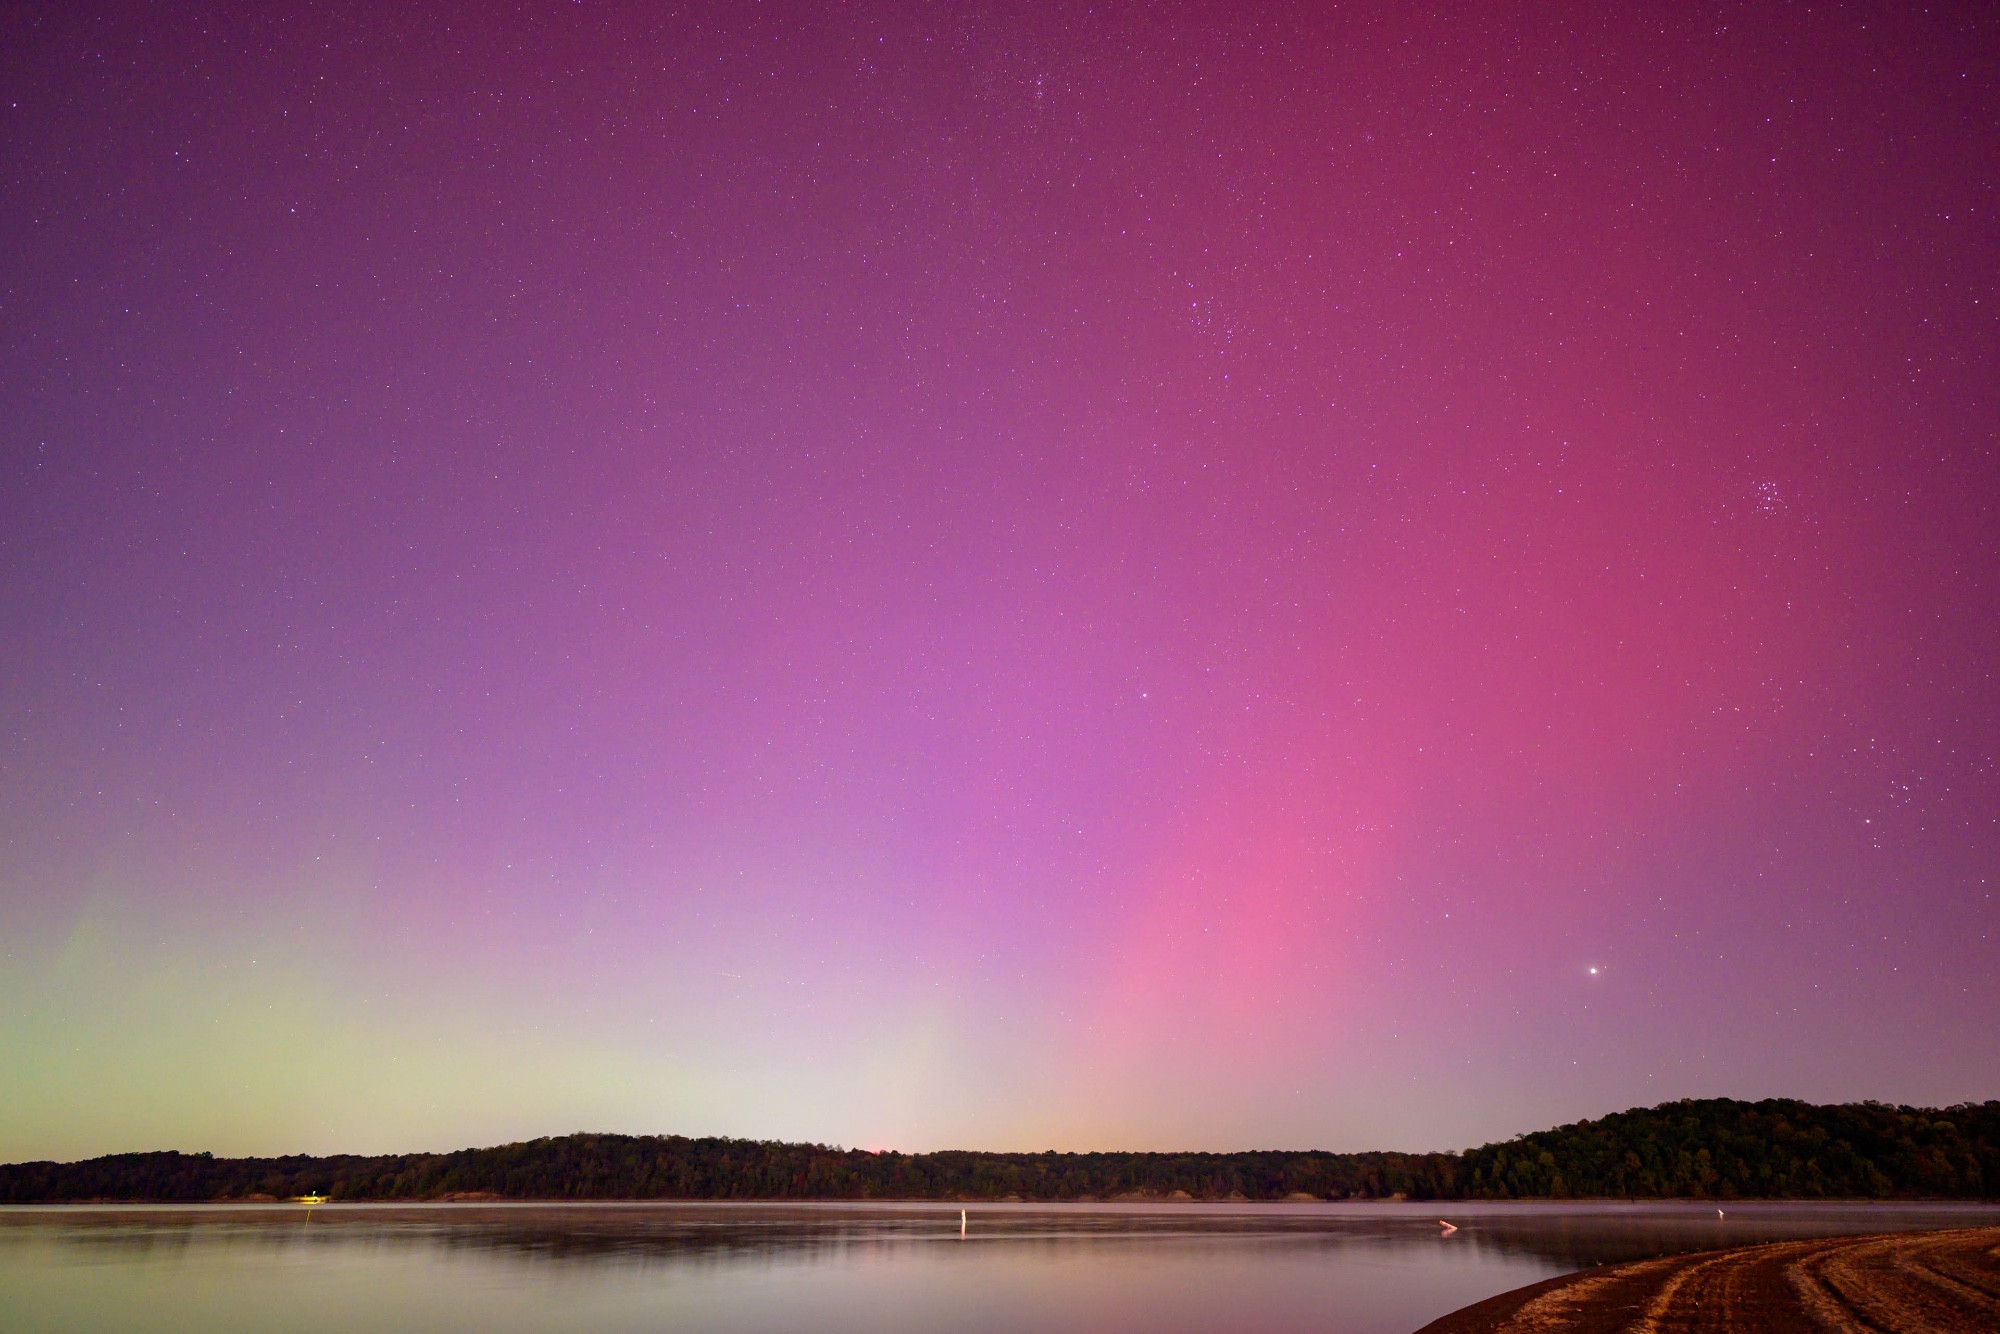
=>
[3,1098,1994,1203]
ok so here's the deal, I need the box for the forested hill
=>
[1454,1098,2000,1200]
[3,1098,1994,1203]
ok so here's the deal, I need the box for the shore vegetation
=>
[4,1098,1994,1203]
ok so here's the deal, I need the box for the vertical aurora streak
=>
[2,2,1996,1160]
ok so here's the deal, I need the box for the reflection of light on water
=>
[5,1203,1999,1334]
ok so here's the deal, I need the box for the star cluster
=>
[1,2,1995,1158]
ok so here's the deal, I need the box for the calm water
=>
[4,1200,1998,1334]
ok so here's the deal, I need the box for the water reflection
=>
[16,1199,1998,1266]
[5,1201,1998,1334]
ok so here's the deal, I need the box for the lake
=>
[5,1200,1998,1333]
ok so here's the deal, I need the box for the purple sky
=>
[3,1,1996,1161]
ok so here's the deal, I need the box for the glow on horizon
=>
[2,2,1996,1162]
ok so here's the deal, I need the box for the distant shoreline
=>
[6,1098,1996,1205]
[6,1195,2000,1208]
[1412,1227,2000,1334]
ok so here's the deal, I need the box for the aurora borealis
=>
[3,2,1996,1163]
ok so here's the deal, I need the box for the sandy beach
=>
[1416,1226,2000,1333]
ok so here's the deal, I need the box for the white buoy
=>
[961,1208,967,1238]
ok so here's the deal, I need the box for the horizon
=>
[15,1088,2000,1176]
[17,1092,2000,1170]
[4,1,1997,1166]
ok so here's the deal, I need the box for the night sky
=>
[3,2,1996,1162]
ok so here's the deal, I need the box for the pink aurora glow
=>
[1,2,1995,1159]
